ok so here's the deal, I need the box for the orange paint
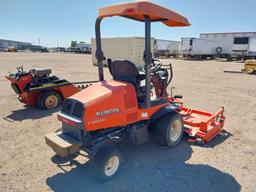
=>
[6,74,80,107]
[69,80,169,131]
[99,1,190,27]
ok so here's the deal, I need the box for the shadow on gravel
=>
[3,106,58,121]
[46,138,240,192]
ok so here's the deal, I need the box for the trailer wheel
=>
[227,56,232,61]
[153,112,184,147]
[37,91,61,110]
[93,146,121,181]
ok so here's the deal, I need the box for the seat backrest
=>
[110,60,139,85]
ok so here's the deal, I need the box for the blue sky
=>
[1,0,255,47]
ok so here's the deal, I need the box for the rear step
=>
[45,131,82,158]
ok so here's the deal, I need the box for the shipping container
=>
[91,37,156,69]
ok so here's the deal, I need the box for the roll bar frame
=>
[95,15,152,108]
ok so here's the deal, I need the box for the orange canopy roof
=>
[99,1,190,27]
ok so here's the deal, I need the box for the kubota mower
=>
[45,1,225,180]
[6,66,94,109]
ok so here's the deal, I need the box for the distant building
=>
[0,39,31,51]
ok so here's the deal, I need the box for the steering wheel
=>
[151,59,162,73]
[143,59,162,73]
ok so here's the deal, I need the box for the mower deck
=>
[45,131,82,158]
[180,107,225,143]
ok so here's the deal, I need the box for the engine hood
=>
[69,80,132,107]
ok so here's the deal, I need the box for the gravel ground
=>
[0,52,255,192]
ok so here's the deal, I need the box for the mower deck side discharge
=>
[45,131,82,158]
[180,107,225,143]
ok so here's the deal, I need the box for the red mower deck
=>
[180,107,225,143]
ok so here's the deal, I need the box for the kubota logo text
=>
[96,108,120,116]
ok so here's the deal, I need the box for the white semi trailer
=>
[91,37,156,69]
[180,37,220,59]
[155,39,180,58]
[200,32,256,60]
[76,42,91,53]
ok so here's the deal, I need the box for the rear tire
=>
[93,145,121,181]
[37,91,61,110]
[152,112,184,147]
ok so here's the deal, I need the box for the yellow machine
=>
[5,46,17,52]
[242,60,256,74]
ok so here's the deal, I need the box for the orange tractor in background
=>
[45,1,225,180]
[6,66,96,109]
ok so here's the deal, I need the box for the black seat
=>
[110,60,141,84]
[109,60,146,103]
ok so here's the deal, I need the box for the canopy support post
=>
[144,15,152,109]
[95,17,104,81]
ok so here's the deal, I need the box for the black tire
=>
[93,145,121,181]
[152,112,184,147]
[227,56,232,61]
[37,91,61,110]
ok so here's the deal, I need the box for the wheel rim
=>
[170,119,182,142]
[104,156,120,177]
[45,95,58,109]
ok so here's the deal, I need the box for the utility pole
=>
[57,40,59,48]
[38,38,40,46]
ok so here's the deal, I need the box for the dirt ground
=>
[0,52,255,192]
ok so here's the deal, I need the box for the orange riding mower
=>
[45,1,225,181]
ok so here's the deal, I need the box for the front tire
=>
[153,112,184,147]
[93,146,121,181]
